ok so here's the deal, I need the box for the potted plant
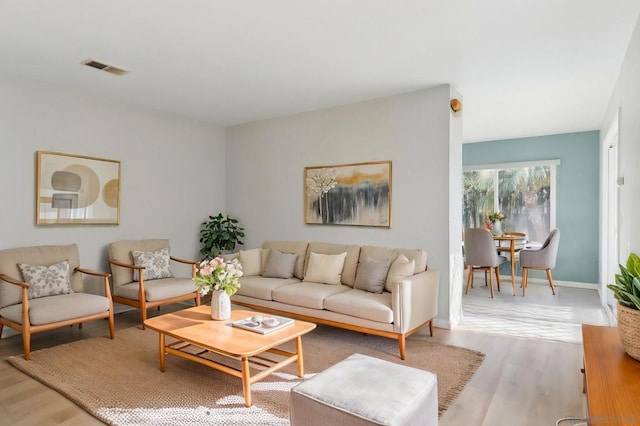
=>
[199,213,245,259]
[607,252,640,361]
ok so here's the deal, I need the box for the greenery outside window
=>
[463,160,560,243]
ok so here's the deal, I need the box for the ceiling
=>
[1,0,639,143]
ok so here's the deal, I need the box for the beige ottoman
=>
[290,353,438,426]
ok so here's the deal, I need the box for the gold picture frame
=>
[304,160,392,227]
[36,151,120,225]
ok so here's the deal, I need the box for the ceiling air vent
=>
[82,59,128,76]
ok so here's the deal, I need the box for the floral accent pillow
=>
[18,260,73,300]
[131,247,174,281]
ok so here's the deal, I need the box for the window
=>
[462,160,559,243]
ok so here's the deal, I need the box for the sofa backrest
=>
[305,242,361,286]
[262,241,309,280]
[0,244,82,309]
[359,246,428,274]
[108,239,170,288]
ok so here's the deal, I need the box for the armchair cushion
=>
[0,293,110,325]
[18,260,73,299]
[0,244,82,309]
[132,247,173,281]
[114,277,198,302]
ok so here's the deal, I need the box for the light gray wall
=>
[0,74,226,275]
[226,85,462,325]
[602,17,640,263]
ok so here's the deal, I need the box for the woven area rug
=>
[9,325,484,425]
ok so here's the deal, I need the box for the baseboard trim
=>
[433,318,451,330]
[497,275,598,290]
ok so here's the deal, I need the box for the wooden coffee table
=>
[143,306,316,407]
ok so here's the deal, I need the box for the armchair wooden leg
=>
[488,267,495,298]
[23,329,31,361]
[108,313,115,339]
[495,268,501,292]
[546,269,556,295]
[465,265,473,294]
[140,307,147,329]
[429,319,434,336]
[522,268,528,297]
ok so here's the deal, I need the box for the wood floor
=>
[0,283,608,426]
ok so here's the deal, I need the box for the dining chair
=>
[520,229,560,296]
[464,228,508,298]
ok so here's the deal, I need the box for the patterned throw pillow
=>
[18,260,73,300]
[131,247,174,281]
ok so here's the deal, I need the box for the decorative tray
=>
[232,315,294,334]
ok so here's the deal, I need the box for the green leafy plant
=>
[607,252,640,310]
[199,213,245,259]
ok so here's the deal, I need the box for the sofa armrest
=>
[391,269,439,333]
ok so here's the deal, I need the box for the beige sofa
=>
[230,241,439,360]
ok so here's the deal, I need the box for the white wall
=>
[226,86,462,325]
[0,74,226,275]
[601,17,640,264]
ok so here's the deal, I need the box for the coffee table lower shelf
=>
[159,334,305,407]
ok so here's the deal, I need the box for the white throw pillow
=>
[132,247,174,281]
[19,260,73,299]
[239,248,262,276]
[304,252,347,285]
[384,254,415,292]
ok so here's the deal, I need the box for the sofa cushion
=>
[262,241,309,279]
[114,277,197,302]
[273,282,351,310]
[262,249,298,279]
[239,248,262,276]
[385,254,416,292]
[132,247,174,281]
[18,260,73,300]
[0,293,110,325]
[0,244,82,309]
[323,289,393,323]
[305,242,360,286]
[305,252,347,285]
[353,257,391,294]
[235,276,300,301]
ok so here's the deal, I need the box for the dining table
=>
[493,233,527,295]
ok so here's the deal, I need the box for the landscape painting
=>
[305,161,391,227]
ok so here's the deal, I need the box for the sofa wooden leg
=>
[398,335,406,360]
[429,319,434,336]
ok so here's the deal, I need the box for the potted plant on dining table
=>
[487,212,505,236]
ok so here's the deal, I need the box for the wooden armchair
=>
[0,244,115,360]
[107,239,200,326]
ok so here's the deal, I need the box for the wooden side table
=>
[582,325,640,425]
